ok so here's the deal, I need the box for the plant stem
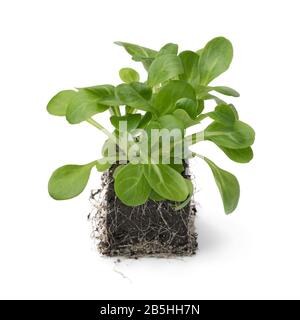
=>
[86,118,114,139]
[126,106,136,114]
[86,118,126,155]
[192,152,204,159]
[184,131,205,145]
[112,106,121,117]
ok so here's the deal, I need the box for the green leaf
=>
[140,58,155,71]
[145,114,184,156]
[81,85,120,106]
[196,85,212,99]
[149,190,165,201]
[168,161,184,174]
[197,85,239,99]
[186,178,194,194]
[213,86,240,97]
[199,37,233,85]
[173,109,200,128]
[95,159,111,172]
[114,41,157,59]
[66,90,109,124]
[197,99,205,114]
[114,41,157,70]
[115,82,153,112]
[143,164,189,202]
[207,104,236,126]
[218,146,254,163]
[196,48,203,57]
[157,114,185,131]
[229,104,239,120]
[112,165,126,179]
[174,179,194,211]
[119,68,140,83]
[150,164,188,201]
[175,97,198,119]
[153,80,196,116]
[47,90,77,116]
[205,120,255,149]
[179,51,200,89]
[148,54,183,86]
[114,163,151,206]
[48,162,95,200]
[138,112,152,129]
[158,43,178,56]
[196,113,209,122]
[203,157,240,214]
[110,114,142,132]
[202,93,226,105]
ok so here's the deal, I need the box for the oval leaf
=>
[115,82,153,112]
[48,163,94,200]
[47,90,77,116]
[175,97,198,119]
[143,164,189,202]
[114,41,157,70]
[205,120,255,149]
[157,114,185,131]
[204,157,240,214]
[82,85,120,106]
[213,86,240,97]
[208,104,236,126]
[114,164,151,206]
[110,114,142,132]
[173,109,200,128]
[66,90,109,124]
[218,146,254,163]
[179,50,200,89]
[149,190,165,201]
[119,67,140,83]
[114,41,157,58]
[148,54,183,87]
[174,179,194,211]
[158,43,178,56]
[199,37,233,85]
[153,80,196,116]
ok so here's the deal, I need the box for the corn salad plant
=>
[47,37,255,214]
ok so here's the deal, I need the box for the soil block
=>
[90,164,197,257]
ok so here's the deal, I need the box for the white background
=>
[0,0,300,300]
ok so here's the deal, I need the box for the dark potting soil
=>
[90,164,197,257]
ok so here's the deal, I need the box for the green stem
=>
[126,106,136,114]
[86,118,114,140]
[192,152,204,159]
[86,118,127,155]
[184,131,205,145]
[112,106,121,117]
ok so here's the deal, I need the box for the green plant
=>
[47,37,255,214]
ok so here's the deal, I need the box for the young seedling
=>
[47,37,255,214]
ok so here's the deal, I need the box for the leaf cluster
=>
[47,37,255,214]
